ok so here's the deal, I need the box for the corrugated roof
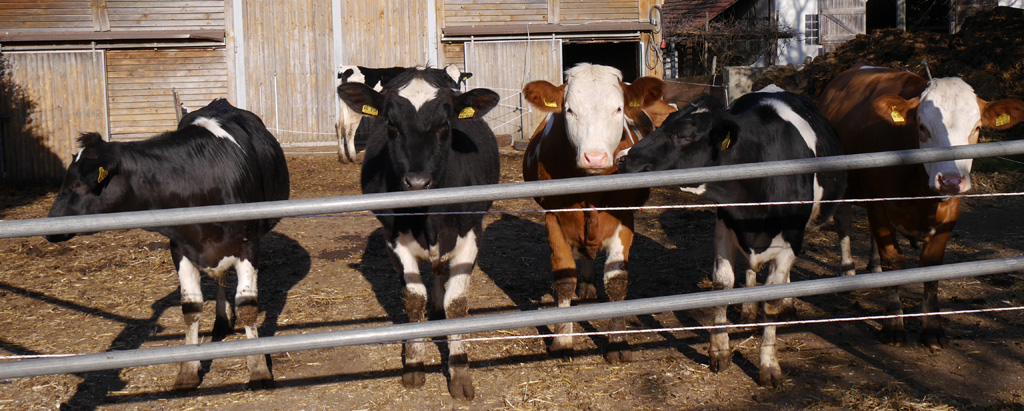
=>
[662,0,740,32]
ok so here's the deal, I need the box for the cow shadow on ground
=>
[57,232,310,409]
[478,212,713,367]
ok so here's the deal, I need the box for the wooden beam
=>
[0,30,226,43]
[443,21,654,37]
[90,0,111,32]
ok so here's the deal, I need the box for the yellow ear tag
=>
[97,166,108,183]
[458,107,476,119]
[890,106,905,123]
[996,113,1011,127]
[628,100,641,108]
[720,133,731,151]
[361,105,378,116]
[543,99,558,108]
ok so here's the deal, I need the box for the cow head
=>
[337,69,499,190]
[874,78,1024,194]
[46,133,125,242]
[523,63,667,174]
[616,94,733,174]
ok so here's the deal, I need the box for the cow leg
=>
[235,254,273,389]
[546,213,578,358]
[389,238,428,388]
[867,207,907,346]
[919,232,953,349]
[173,255,204,390]
[344,120,359,163]
[443,231,479,401]
[709,219,738,373]
[836,203,857,276]
[336,119,350,163]
[759,247,795,388]
[603,222,633,363]
[739,266,759,324]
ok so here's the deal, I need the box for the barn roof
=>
[662,0,740,32]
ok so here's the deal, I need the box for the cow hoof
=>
[880,329,907,347]
[402,364,426,388]
[576,283,597,300]
[921,329,948,349]
[248,375,275,390]
[759,365,783,388]
[604,343,633,364]
[448,371,475,401]
[173,372,201,391]
[709,350,731,373]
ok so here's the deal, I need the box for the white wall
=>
[775,0,823,65]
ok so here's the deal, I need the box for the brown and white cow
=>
[521,63,673,362]
[819,64,1024,348]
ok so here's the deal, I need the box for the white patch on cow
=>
[177,257,204,305]
[390,232,429,297]
[398,77,438,111]
[602,224,627,281]
[917,77,980,193]
[442,231,478,306]
[341,65,365,84]
[757,84,786,93]
[563,64,626,173]
[680,184,707,195]
[760,99,817,155]
[745,233,793,272]
[193,117,241,148]
[234,258,258,301]
[445,64,461,85]
[74,148,85,163]
[808,175,824,224]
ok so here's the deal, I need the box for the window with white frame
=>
[805,14,820,45]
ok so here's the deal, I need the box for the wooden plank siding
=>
[820,0,865,53]
[241,0,336,144]
[105,0,226,31]
[0,0,95,31]
[444,0,549,24]
[559,0,643,23]
[1,51,107,182]
[464,40,562,144]
[105,49,228,141]
[339,0,433,66]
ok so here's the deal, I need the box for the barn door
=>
[820,0,866,53]
[464,39,562,147]
[1,51,107,182]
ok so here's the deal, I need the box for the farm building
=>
[0,0,665,183]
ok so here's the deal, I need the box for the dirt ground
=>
[1,147,1024,411]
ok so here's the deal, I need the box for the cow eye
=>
[566,107,574,115]
[616,107,622,113]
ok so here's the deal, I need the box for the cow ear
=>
[523,81,565,112]
[709,118,739,155]
[873,95,919,125]
[624,77,666,110]
[453,88,500,119]
[980,97,1024,130]
[337,83,384,116]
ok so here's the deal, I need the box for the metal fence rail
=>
[3,139,1024,239]
[2,256,1022,380]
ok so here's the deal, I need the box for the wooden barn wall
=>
[0,1,94,32]
[104,0,225,31]
[1,51,107,182]
[339,0,433,67]
[241,0,336,144]
[444,0,549,25]
[106,49,229,141]
[560,0,643,23]
[464,40,562,144]
[820,0,866,53]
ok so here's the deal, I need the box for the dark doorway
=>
[866,0,899,32]
[562,41,640,82]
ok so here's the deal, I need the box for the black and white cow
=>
[45,98,290,390]
[337,68,499,400]
[336,64,473,163]
[616,87,846,387]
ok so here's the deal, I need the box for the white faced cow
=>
[521,63,673,363]
[819,64,1024,348]
[45,99,290,390]
[336,64,472,163]
[617,87,846,387]
[337,67,499,400]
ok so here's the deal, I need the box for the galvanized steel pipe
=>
[3,139,1024,239]
[1,256,1022,379]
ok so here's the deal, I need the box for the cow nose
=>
[403,173,433,190]
[582,152,609,169]
[936,173,963,194]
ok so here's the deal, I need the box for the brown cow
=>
[819,64,1024,348]
[522,63,673,362]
